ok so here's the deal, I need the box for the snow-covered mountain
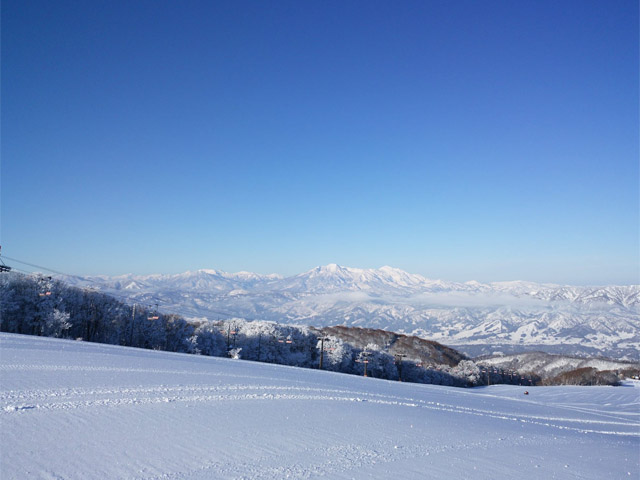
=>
[59,264,640,360]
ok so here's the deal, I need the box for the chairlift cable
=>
[2,256,71,277]
[1,258,162,307]
[1,254,266,322]
[0,255,165,303]
[5,266,35,276]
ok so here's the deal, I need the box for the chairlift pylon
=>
[0,246,11,273]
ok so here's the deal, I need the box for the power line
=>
[5,266,38,276]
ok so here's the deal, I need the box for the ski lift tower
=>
[0,246,11,273]
[394,354,407,382]
[317,336,330,370]
[356,351,371,377]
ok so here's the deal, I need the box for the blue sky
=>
[2,0,638,284]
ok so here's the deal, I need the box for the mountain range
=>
[59,264,640,360]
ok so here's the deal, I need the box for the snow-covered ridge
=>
[58,264,640,360]
[477,351,637,379]
[63,264,638,302]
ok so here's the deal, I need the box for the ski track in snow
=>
[2,373,637,437]
[137,435,553,480]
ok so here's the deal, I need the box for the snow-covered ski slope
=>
[1,334,638,479]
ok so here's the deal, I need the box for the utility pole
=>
[129,304,137,347]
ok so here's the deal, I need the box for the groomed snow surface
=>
[1,334,638,480]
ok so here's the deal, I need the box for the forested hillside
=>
[477,351,639,386]
[0,273,194,352]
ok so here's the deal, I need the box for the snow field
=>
[1,333,638,479]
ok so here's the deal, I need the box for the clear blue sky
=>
[2,0,638,285]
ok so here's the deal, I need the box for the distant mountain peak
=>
[198,269,222,275]
[311,263,350,273]
[379,265,402,272]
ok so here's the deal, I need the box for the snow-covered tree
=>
[191,322,226,356]
[41,309,71,338]
[356,343,397,380]
[317,336,354,372]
